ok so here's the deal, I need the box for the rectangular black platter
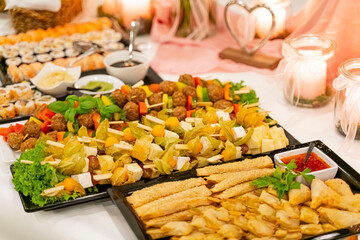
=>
[108,140,360,240]
[0,67,163,125]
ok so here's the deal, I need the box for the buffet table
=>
[1,64,360,239]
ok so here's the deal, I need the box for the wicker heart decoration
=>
[224,0,275,55]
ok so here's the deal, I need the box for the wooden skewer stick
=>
[20,160,34,164]
[108,128,124,136]
[82,136,105,144]
[23,134,28,140]
[145,115,165,125]
[234,86,252,95]
[113,143,134,151]
[132,80,144,88]
[209,134,224,137]
[20,159,61,166]
[185,117,203,123]
[207,154,224,163]
[43,186,64,195]
[148,102,164,109]
[109,121,124,125]
[93,173,112,181]
[77,137,91,143]
[175,144,189,150]
[196,102,213,107]
[46,140,65,148]
[245,102,260,108]
[137,123,152,131]
[143,164,156,169]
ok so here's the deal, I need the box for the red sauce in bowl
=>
[281,152,330,172]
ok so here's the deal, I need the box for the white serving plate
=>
[274,146,338,186]
[74,74,124,95]
[0,120,27,163]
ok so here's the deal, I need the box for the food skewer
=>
[109,121,124,124]
[148,102,164,109]
[145,115,165,125]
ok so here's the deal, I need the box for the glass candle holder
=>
[334,58,360,141]
[251,0,291,39]
[282,34,336,108]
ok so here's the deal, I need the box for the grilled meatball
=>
[172,106,186,121]
[149,110,158,117]
[172,91,187,107]
[111,89,127,108]
[214,100,233,110]
[207,84,224,102]
[159,81,178,96]
[178,74,195,87]
[20,138,37,152]
[7,133,23,150]
[24,120,41,138]
[183,86,197,98]
[123,101,139,121]
[148,93,163,111]
[127,87,146,102]
[51,113,66,132]
[46,131,57,141]
[78,113,94,129]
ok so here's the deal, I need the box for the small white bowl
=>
[274,146,338,186]
[31,62,81,97]
[104,50,149,85]
[75,74,124,95]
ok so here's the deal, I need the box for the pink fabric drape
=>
[150,0,360,77]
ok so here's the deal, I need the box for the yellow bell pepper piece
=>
[67,121,74,132]
[114,112,121,121]
[29,117,43,127]
[176,82,187,91]
[196,86,203,102]
[101,96,113,106]
[140,86,152,98]
[162,94,168,109]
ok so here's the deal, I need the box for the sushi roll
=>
[42,37,54,44]
[36,53,52,63]
[5,57,21,66]
[18,64,35,80]
[19,48,34,57]
[8,82,33,100]
[16,41,29,49]
[52,58,70,67]
[69,33,83,41]
[32,90,42,99]
[51,39,65,51]
[15,100,35,116]
[21,55,37,64]
[35,95,56,107]
[29,62,43,75]
[50,50,65,59]
[65,48,80,57]
[3,49,19,59]
[0,103,16,119]
[64,39,73,49]
[29,41,39,49]
[0,87,10,105]
[34,45,50,54]
[7,65,23,83]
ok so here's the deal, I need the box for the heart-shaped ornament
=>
[224,0,276,55]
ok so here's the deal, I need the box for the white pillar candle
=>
[293,59,327,99]
[121,0,151,29]
[254,5,286,39]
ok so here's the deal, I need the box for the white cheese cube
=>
[232,126,246,139]
[84,146,97,157]
[216,111,230,121]
[246,131,262,149]
[71,172,93,188]
[200,136,212,154]
[261,139,275,153]
[82,157,89,173]
[180,121,193,131]
[175,156,190,170]
[165,130,179,139]
[235,147,242,159]
[148,143,163,161]
[274,139,286,150]
[125,163,143,181]
[251,148,261,155]
[207,155,223,164]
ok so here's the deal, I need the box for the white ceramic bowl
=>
[104,50,149,85]
[274,146,338,186]
[75,74,124,95]
[31,63,81,97]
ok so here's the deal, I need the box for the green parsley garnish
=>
[251,160,315,199]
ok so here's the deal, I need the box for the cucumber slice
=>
[168,96,173,109]
[202,87,210,102]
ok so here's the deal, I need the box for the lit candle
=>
[120,0,152,29]
[253,1,288,39]
[102,0,118,15]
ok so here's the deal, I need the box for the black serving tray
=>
[108,140,360,240]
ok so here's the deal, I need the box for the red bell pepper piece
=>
[121,85,131,94]
[186,95,192,110]
[186,110,195,118]
[0,127,12,137]
[92,112,101,130]
[233,104,239,115]
[74,101,79,108]
[57,132,65,142]
[36,108,55,122]
[149,84,160,93]
[41,121,51,133]
[138,102,148,115]
[194,77,202,87]
[13,124,24,134]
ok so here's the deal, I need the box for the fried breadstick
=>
[217,181,257,199]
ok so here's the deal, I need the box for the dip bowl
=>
[104,50,149,85]
[75,74,124,95]
[31,63,81,97]
[274,147,338,186]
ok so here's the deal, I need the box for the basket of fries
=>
[9,0,82,33]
